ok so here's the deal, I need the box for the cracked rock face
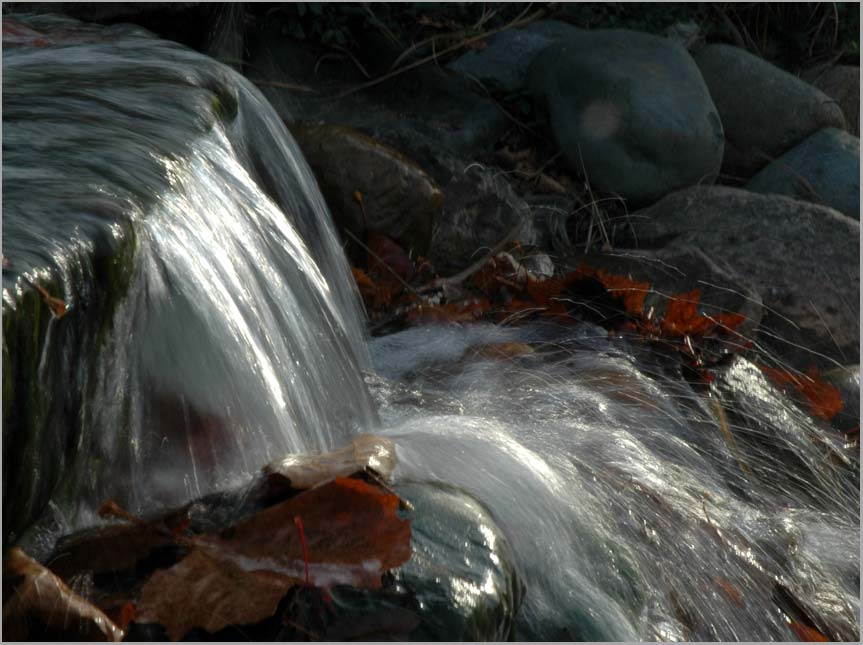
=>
[529,28,724,206]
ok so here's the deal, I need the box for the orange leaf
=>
[789,621,829,641]
[593,269,651,316]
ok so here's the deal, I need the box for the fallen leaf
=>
[137,547,293,640]
[46,521,173,580]
[789,621,829,641]
[714,576,743,606]
[32,281,68,318]
[263,433,397,491]
[136,477,411,640]
[3,547,124,641]
[474,342,535,360]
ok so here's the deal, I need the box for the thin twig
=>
[248,79,317,93]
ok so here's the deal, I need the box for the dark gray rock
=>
[429,164,536,275]
[249,25,507,161]
[745,128,860,220]
[292,124,443,256]
[694,44,847,179]
[448,19,581,93]
[529,29,724,205]
[802,64,860,136]
[620,186,859,368]
[822,365,860,432]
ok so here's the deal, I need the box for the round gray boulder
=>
[528,29,724,206]
[694,44,847,179]
[745,127,860,220]
[621,186,860,368]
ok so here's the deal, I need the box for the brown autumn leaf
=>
[3,547,124,642]
[136,477,411,640]
[45,521,173,580]
[789,621,830,641]
[137,547,294,640]
[264,433,397,491]
[474,342,535,360]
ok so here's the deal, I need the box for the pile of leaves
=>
[3,444,411,642]
[351,229,847,431]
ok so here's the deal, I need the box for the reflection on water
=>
[370,322,859,640]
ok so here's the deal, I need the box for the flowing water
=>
[2,14,859,642]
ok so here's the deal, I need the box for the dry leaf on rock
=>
[136,477,411,640]
[264,433,397,491]
[3,547,124,641]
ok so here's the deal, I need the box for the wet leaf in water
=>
[2,547,124,641]
[789,621,830,641]
[136,477,411,640]
[264,433,397,492]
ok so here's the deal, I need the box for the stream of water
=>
[2,14,859,641]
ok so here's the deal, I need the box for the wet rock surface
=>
[745,127,860,220]
[528,29,724,205]
[293,124,443,257]
[620,186,860,367]
[694,44,847,179]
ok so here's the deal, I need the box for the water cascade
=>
[2,14,858,642]
[2,14,376,541]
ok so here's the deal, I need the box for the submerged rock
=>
[693,44,846,179]
[745,128,860,220]
[448,19,581,93]
[293,124,443,257]
[528,29,723,205]
[621,186,860,368]
[329,482,523,641]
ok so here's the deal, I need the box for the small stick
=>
[343,228,419,296]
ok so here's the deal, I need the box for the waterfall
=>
[2,14,376,539]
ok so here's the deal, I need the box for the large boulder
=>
[802,64,860,136]
[694,44,847,179]
[528,29,724,206]
[745,128,860,220]
[293,124,443,257]
[448,19,581,93]
[619,186,859,367]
